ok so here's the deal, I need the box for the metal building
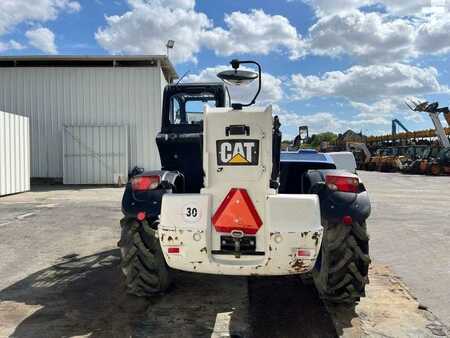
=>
[0,111,30,195]
[0,55,177,184]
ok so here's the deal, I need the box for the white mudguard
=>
[159,105,323,275]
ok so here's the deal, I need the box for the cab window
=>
[169,93,217,125]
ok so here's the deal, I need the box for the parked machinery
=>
[405,100,450,175]
[400,145,430,173]
[346,142,371,170]
[119,60,371,304]
[391,119,409,144]
[429,147,450,175]
[402,145,440,175]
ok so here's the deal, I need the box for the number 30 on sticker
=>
[183,204,201,222]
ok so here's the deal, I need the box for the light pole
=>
[166,40,175,59]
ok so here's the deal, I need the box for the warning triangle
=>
[229,153,250,164]
[212,188,262,234]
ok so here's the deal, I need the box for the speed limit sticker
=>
[183,204,201,223]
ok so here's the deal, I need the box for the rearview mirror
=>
[216,59,262,109]
[217,69,258,86]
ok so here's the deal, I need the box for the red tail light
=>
[325,175,359,193]
[137,211,146,221]
[212,188,262,235]
[167,247,180,254]
[131,176,160,191]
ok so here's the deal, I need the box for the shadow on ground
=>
[0,250,358,338]
[0,250,248,338]
[248,277,339,338]
[0,250,149,338]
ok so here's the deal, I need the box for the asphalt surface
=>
[0,173,449,337]
[359,171,450,326]
[0,185,337,338]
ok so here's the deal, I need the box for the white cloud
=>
[290,63,447,102]
[416,13,450,55]
[202,9,305,60]
[350,97,404,118]
[278,110,347,134]
[97,4,307,63]
[277,106,396,136]
[301,1,450,63]
[303,0,445,17]
[0,40,25,52]
[26,27,57,54]
[0,0,80,35]
[95,0,212,64]
[307,10,417,63]
[185,65,283,104]
[94,0,450,64]
[349,97,425,123]
[289,63,449,128]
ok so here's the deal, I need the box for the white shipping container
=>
[0,111,30,196]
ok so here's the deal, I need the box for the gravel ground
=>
[0,174,448,338]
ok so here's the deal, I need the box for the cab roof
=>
[280,149,335,164]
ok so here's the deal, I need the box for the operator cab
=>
[156,83,227,193]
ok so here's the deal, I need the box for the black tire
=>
[313,221,370,305]
[118,218,172,296]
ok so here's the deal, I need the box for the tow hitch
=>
[212,230,262,258]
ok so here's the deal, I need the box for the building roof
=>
[0,55,178,82]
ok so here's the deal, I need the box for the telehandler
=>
[119,60,371,304]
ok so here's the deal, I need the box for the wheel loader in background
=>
[346,142,371,170]
[119,60,371,305]
[404,100,450,175]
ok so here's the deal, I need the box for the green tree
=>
[309,132,338,148]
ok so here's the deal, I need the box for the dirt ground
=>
[0,176,449,338]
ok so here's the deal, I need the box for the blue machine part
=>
[280,149,335,165]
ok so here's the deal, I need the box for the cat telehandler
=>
[119,60,371,304]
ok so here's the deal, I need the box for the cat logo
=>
[216,139,259,166]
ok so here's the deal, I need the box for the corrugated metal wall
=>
[63,125,128,184]
[0,111,30,195]
[0,67,166,179]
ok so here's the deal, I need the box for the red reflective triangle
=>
[212,188,263,234]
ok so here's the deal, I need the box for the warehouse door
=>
[63,125,128,184]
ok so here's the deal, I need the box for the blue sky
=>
[1,0,450,139]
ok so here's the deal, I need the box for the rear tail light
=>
[342,215,353,225]
[212,188,263,235]
[137,211,146,221]
[168,247,180,254]
[325,174,359,193]
[131,175,160,191]
[297,249,312,257]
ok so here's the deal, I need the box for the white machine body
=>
[159,106,323,275]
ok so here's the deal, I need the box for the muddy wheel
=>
[430,164,441,176]
[118,218,172,296]
[313,221,370,305]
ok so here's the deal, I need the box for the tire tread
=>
[118,218,171,296]
[313,221,370,305]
